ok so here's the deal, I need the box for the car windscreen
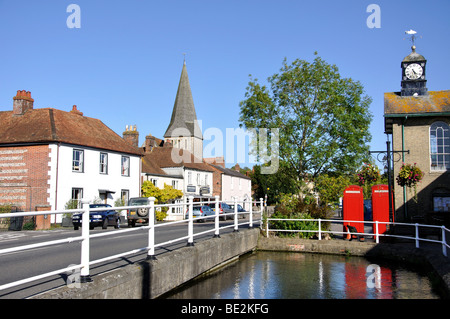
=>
[130,200,148,205]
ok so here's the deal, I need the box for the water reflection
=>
[166,252,440,299]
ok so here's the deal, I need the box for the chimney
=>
[123,125,139,148]
[70,105,83,116]
[145,134,157,153]
[13,90,34,115]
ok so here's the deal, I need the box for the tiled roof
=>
[164,62,202,139]
[142,146,213,173]
[0,107,143,156]
[384,90,450,115]
[210,164,251,180]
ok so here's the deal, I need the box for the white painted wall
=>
[48,144,141,223]
[221,174,252,210]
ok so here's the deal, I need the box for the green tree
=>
[250,164,299,205]
[239,53,373,191]
[141,181,183,203]
[315,174,352,206]
[141,181,183,221]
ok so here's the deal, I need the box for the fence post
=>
[234,197,239,232]
[187,196,194,246]
[442,226,447,257]
[375,221,379,244]
[249,199,253,228]
[214,195,220,238]
[415,223,420,248]
[147,197,156,260]
[318,219,321,240]
[80,202,92,283]
[260,198,266,236]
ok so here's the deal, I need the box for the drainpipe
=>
[402,117,408,220]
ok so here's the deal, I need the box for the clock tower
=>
[401,45,427,96]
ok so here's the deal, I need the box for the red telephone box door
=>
[372,184,393,235]
[343,185,364,237]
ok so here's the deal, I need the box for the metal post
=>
[260,198,265,234]
[80,202,92,283]
[375,221,379,244]
[442,226,447,257]
[318,219,321,240]
[147,197,156,260]
[187,196,194,246]
[249,199,253,228]
[214,196,220,238]
[415,223,420,248]
[233,197,239,232]
[386,139,394,224]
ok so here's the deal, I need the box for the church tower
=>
[164,61,203,160]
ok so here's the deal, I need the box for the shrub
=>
[270,194,332,238]
[269,211,320,238]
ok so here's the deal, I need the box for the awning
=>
[98,189,116,194]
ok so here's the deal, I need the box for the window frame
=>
[72,149,84,173]
[430,121,450,171]
[71,187,83,208]
[121,156,130,177]
[99,152,108,174]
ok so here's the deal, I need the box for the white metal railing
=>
[266,217,449,257]
[0,196,264,292]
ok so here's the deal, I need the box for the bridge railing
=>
[265,217,449,257]
[0,196,264,292]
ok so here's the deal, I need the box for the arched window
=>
[430,121,450,171]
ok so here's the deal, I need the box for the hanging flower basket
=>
[396,163,423,202]
[357,163,380,186]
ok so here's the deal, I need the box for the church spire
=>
[164,60,203,159]
[164,61,202,139]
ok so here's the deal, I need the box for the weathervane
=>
[404,29,421,48]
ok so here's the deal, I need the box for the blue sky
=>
[1,0,449,169]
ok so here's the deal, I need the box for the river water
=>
[166,251,441,299]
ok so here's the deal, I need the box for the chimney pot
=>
[70,105,83,116]
[13,89,34,115]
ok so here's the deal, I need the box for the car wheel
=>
[74,225,79,230]
[128,220,136,227]
[102,218,108,229]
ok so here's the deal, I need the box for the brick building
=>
[0,90,142,223]
[384,45,450,223]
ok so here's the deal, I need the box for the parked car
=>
[127,197,151,227]
[185,205,214,222]
[72,204,120,230]
[229,204,247,219]
[205,202,233,220]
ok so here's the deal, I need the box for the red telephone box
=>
[343,185,364,238]
[371,184,393,235]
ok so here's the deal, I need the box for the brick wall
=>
[0,145,51,212]
[392,117,450,221]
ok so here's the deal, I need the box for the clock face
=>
[405,63,423,80]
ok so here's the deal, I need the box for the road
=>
[0,217,260,299]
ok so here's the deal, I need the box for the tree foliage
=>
[314,174,352,206]
[239,54,373,190]
[141,181,183,204]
